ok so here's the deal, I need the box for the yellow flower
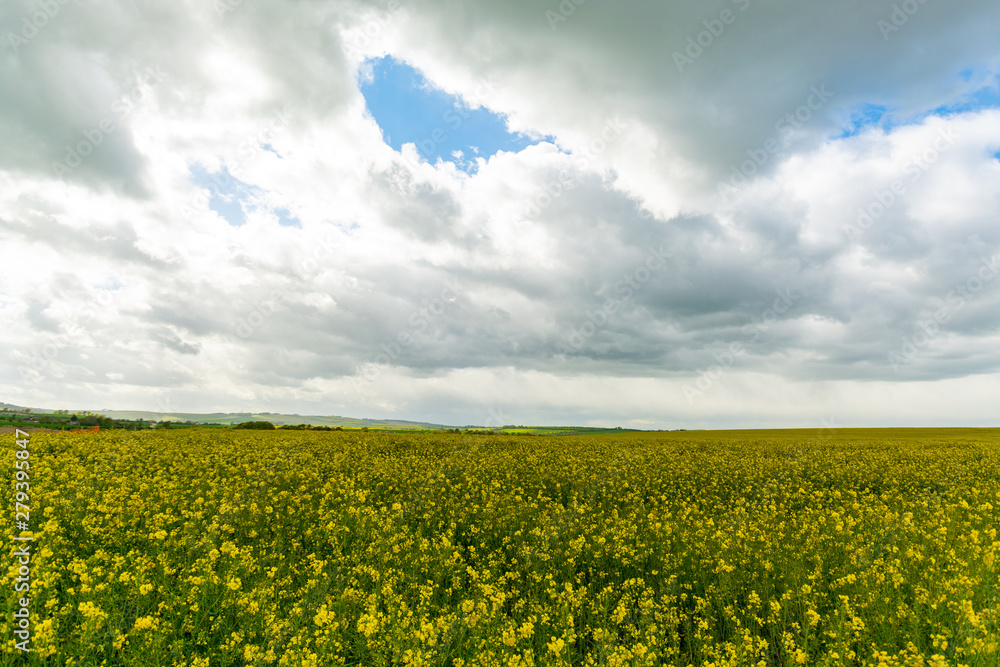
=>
[314,605,332,627]
[78,601,106,621]
[133,616,158,631]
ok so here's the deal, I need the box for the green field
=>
[2,427,998,665]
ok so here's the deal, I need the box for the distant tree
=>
[235,421,276,430]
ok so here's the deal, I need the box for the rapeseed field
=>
[2,428,998,666]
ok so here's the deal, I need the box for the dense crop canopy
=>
[2,428,998,666]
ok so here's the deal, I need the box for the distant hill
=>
[2,401,657,433]
[1,401,447,429]
[92,409,448,430]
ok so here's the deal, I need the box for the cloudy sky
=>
[2,0,999,428]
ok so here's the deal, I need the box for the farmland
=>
[2,428,998,666]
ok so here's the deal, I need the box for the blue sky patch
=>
[930,76,1000,117]
[835,71,999,141]
[187,163,300,227]
[274,207,300,228]
[359,55,548,172]
[837,103,891,138]
[189,165,259,226]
